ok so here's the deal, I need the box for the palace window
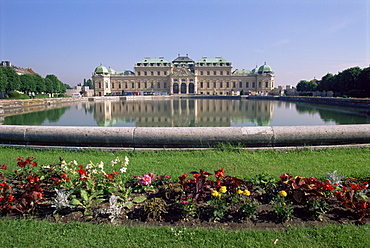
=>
[112,83,115,89]
[200,71,203,75]
[132,82,135,88]
[220,71,223,75]
[157,82,160,88]
[246,82,249,88]
[213,71,217,75]
[227,71,230,75]
[137,71,141,76]
[144,71,147,76]
[151,71,154,76]
[220,82,223,88]
[265,82,268,87]
[164,82,167,88]
[259,82,261,87]
[214,82,216,88]
[164,71,167,75]
[239,82,242,88]
[207,71,210,75]
[207,82,210,88]
[138,82,141,88]
[119,83,121,89]
[200,82,203,88]
[157,71,160,75]
[233,82,236,88]
[226,82,229,88]
[252,82,255,88]
[105,82,108,88]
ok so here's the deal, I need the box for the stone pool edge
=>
[0,125,370,150]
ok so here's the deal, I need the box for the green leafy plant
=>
[206,188,229,222]
[176,194,198,220]
[306,196,329,221]
[273,195,294,222]
[70,188,105,216]
[143,197,168,221]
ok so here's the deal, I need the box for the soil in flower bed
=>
[3,186,365,231]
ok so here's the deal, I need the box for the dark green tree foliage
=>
[296,80,317,92]
[45,74,66,94]
[44,78,54,94]
[33,74,46,93]
[83,79,93,89]
[20,74,36,93]
[0,67,8,92]
[1,66,20,92]
[358,67,370,95]
[300,66,370,97]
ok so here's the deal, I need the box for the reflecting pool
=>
[1,98,369,127]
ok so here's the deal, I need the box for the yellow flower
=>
[219,186,227,193]
[242,190,251,196]
[279,190,287,197]
[211,190,219,197]
[237,189,244,194]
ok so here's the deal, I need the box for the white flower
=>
[86,163,92,170]
[97,162,104,169]
[120,167,127,173]
[72,160,78,165]
[91,169,98,174]
[124,156,129,166]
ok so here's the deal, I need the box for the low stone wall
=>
[247,95,370,110]
[0,97,88,116]
[0,125,369,149]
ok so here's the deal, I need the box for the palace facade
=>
[92,55,274,96]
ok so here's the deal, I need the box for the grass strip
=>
[0,218,369,248]
[0,146,369,180]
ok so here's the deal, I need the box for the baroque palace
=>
[92,54,274,96]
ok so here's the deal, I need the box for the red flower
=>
[0,164,6,170]
[215,168,225,179]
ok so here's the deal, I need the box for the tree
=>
[44,78,54,94]
[45,74,65,93]
[2,66,20,92]
[358,67,370,96]
[0,67,8,93]
[317,73,334,92]
[337,67,362,95]
[20,74,36,94]
[33,74,45,93]
[83,79,93,89]
[296,80,317,92]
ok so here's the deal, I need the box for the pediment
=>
[172,67,194,77]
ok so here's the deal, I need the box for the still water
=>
[2,99,369,127]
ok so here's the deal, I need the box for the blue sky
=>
[1,0,369,87]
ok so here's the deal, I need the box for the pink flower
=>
[139,174,152,185]
[181,201,189,204]
[148,172,156,180]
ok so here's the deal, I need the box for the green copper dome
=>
[251,66,258,74]
[108,67,115,74]
[94,64,109,75]
[258,63,272,74]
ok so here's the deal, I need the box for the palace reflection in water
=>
[93,99,274,127]
[2,98,369,127]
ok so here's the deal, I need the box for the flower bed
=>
[0,156,369,229]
